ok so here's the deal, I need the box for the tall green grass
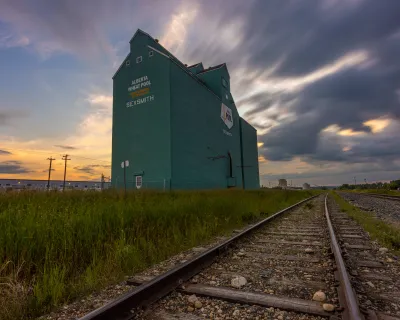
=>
[0,189,316,319]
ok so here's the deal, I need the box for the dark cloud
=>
[202,0,400,164]
[74,166,95,174]
[0,111,15,126]
[0,0,183,58]
[259,64,400,162]
[54,145,77,150]
[0,149,12,155]
[88,164,111,168]
[0,160,31,174]
[74,164,111,174]
[237,0,400,77]
[182,0,400,169]
[240,92,295,118]
[0,112,9,126]
[0,109,29,126]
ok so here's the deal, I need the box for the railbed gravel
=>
[195,197,337,301]
[137,197,340,319]
[328,196,400,317]
[339,192,400,226]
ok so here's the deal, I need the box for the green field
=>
[0,189,317,319]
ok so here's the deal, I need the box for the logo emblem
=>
[220,103,233,129]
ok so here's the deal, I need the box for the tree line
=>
[338,179,400,190]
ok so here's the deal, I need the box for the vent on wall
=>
[136,56,143,63]
[126,60,130,66]
[149,51,154,57]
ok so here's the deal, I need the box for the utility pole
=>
[46,157,55,190]
[62,154,71,191]
[101,173,105,191]
[354,176,357,186]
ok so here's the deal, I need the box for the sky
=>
[0,0,399,186]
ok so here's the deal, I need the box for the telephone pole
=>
[354,176,357,186]
[62,154,71,191]
[46,157,55,190]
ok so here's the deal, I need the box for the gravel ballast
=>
[339,192,400,226]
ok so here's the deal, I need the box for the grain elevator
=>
[111,29,259,190]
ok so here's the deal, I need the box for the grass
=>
[332,191,400,254]
[0,189,318,319]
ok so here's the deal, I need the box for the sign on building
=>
[221,103,233,129]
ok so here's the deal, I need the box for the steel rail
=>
[79,194,318,320]
[324,194,364,320]
[366,193,400,201]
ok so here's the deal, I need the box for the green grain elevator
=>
[111,29,259,190]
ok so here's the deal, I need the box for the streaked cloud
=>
[54,145,78,150]
[160,1,198,57]
[0,160,32,174]
[0,31,30,48]
[0,0,399,186]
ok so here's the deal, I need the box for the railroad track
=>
[78,194,400,320]
[361,193,400,202]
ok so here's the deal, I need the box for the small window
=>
[126,60,130,66]
[136,56,143,63]
[136,176,143,189]
[222,78,227,88]
[149,51,154,57]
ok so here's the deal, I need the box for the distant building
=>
[0,179,111,191]
[278,179,288,188]
[111,29,259,190]
[303,183,311,190]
